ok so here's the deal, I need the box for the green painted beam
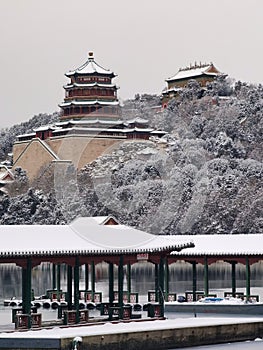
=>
[165,258,169,301]
[192,262,197,301]
[57,264,61,301]
[22,258,32,328]
[159,256,165,317]
[231,261,237,295]
[67,265,73,310]
[74,256,80,323]
[85,264,89,291]
[91,261,95,295]
[109,262,114,304]
[52,264,56,290]
[118,255,124,319]
[246,257,251,297]
[127,263,131,294]
[155,263,159,302]
[204,257,209,296]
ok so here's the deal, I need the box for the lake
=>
[1,261,263,349]
[1,260,263,300]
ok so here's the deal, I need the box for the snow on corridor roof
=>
[0,217,193,258]
[173,234,263,256]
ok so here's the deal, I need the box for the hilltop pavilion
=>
[162,62,224,107]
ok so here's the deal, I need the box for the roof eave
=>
[0,242,194,259]
[65,71,116,78]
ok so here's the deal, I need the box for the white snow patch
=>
[1,318,263,339]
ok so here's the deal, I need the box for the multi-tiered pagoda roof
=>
[16,53,166,143]
[12,52,166,180]
[59,52,120,121]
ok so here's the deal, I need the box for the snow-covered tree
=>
[1,81,262,233]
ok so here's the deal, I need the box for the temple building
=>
[12,53,166,180]
[0,165,14,195]
[162,62,224,107]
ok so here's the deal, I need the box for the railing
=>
[147,304,162,318]
[63,309,89,325]
[113,291,139,303]
[15,313,42,329]
[148,291,177,302]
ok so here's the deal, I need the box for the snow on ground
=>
[1,317,263,339]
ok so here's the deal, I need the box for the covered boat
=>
[165,297,263,315]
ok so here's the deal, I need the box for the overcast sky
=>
[1,0,263,128]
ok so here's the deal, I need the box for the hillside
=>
[0,78,262,234]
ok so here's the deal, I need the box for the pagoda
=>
[12,52,166,180]
[59,52,120,120]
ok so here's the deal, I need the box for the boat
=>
[3,297,22,307]
[4,295,87,310]
[164,296,263,315]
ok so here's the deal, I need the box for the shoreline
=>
[0,317,263,350]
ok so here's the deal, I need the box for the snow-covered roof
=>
[166,63,222,82]
[15,122,166,140]
[0,173,13,183]
[150,130,168,135]
[173,234,263,257]
[162,87,183,94]
[53,127,155,134]
[0,217,193,259]
[65,52,116,77]
[16,132,35,139]
[125,127,154,132]
[0,186,8,194]
[125,117,149,125]
[0,164,11,172]
[56,119,124,127]
[64,82,116,89]
[90,215,119,225]
[33,125,57,132]
[59,100,119,107]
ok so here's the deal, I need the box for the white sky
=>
[1,0,263,128]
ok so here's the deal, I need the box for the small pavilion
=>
[0,216,193,329]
